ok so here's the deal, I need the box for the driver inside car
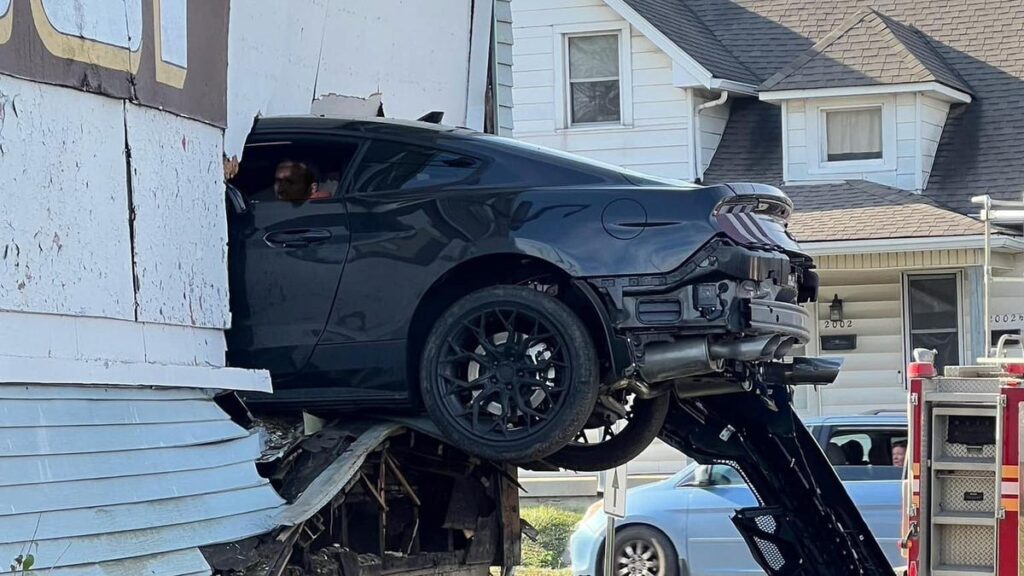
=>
[273,160,330,201]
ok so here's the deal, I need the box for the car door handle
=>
[264,228,332,247]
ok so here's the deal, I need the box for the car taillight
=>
[714,201,781,247]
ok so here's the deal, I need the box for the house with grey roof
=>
[509,0,1024,417]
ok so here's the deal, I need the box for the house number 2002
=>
[823,320,853,329]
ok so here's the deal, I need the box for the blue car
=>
[569,413,907,576]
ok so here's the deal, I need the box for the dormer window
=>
[824,106,882,162]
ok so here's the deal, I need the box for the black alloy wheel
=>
[420,286,598,462]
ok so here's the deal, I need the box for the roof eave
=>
[711,78,759,96]
[759,82,972,104]
[601,0,713,89]
[799,234,1022,256]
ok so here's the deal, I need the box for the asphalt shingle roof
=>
[620,0,761,85]
[621,0,1024,221]
[760,9,971,93]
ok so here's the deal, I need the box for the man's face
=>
[892,446,906,467]
[274,162,310,201]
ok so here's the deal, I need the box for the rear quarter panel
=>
[327,185,727,345]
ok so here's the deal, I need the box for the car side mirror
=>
[694,464,713,487]
[226,183,248,215]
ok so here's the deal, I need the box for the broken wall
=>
[225,0,476,157]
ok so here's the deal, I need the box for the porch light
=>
[829,294,844,322]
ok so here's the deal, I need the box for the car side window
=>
[230,140,359,204]
[710,465,745,486]
[353,141,481,193]
[825,427,906,481]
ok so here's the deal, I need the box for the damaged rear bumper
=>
[582,240,816,384]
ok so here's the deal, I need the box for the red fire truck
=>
[902,194,1024,576]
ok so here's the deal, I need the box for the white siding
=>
[784,100,809,183]
[990,253,1024,336]
[0,385,283,574]
[800,249,1024,416]
[895,93,917,190]
[495,0,515,136]
[695,93,731,176]
[811,269,907,415]
[126,104,230,329]
[920,94,951,189]
[0,77,135,321]
[511,0,693,180]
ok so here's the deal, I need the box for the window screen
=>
[567,34,620,124]
[907,274,961,371]
[825,107,882,161]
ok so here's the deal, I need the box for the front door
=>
[226,136,361,380]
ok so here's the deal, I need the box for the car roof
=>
[804,412,908,427]
[251,115,473,137]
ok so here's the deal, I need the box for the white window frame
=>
[804,95,896,176]
[552,22,633,131]
[901,270,967,369]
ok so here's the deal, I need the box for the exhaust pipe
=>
[637,338,721,383]
[637,335,786,383]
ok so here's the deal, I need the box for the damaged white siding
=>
[0,384,283,574]
[0,76,135,320]
[225,0,482,158]
[126,104,230,329]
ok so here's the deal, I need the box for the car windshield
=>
[474,134,702,189]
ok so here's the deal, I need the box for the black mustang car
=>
[226,116,818,470]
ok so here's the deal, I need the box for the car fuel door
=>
[226,136,361,379]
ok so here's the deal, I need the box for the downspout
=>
[693,90,728,183]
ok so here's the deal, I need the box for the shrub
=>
[521,506,582,569]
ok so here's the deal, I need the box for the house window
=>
[906,274,962,371]
[824,107,882,162]
[566,33,621,125]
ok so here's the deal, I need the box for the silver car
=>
[569,413,907,576]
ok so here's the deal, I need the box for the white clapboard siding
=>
[1,461,267,516]
[697,94,730,174]
[0,384,284,573]
[44,549,211,576]
[0,485,282,542]
[0,384,211,401]
[0,420,248,457]
[0,509,279,571]
[511,0,693,180]
[0,398,228,427]
[991,254,1024,328]
[0,434,260,487]
[814,269,908,415]
[496,0,515,136]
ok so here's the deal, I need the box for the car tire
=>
[420,285,599,463]
[543,392,671,471]
[601,526,679,576]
